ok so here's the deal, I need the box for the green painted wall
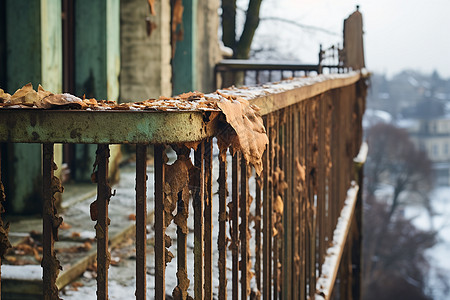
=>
[172,0,197,95]
[73,0,121,182]
[4,0,62,214]
[2,0,121,211]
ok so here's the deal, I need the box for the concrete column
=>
[196,0,222,93]
[120,0,172,100]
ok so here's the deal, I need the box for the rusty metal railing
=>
[215,44,348,89]
[0,71,367,299]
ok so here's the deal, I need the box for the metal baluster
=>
[42,143,62,300]
[273,114,279,300]
[255,173,262,292]
[241,158,249,299]
[204,140,213,300]
[154,145,166,300]
[283,107,293,300]
[136,144,147,300]
[194,142,204,300]
[300,102,307,300]
[174,145,190,300]
[95,144,111,300]
[231,151,240,300]
[263,116,272,300]
[218,147,228,300]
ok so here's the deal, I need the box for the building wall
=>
[196,0,222,93]
[120,0,222,99]
[1,0,122,214]
[120,0,172,101]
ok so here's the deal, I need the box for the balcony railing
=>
[214,43,348,89]
[0,71,367,299]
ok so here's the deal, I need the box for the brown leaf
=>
[172,0,184,31]
[217,95,268,175]
[59,222,72,230]
[9,83,38,106]
[37,84,52,100]
[128,214,136,221]
[90,200,98,221]
[0,89,11,103]
[39,94,84,109]
[71,232,81,239]
[147,0,156,15]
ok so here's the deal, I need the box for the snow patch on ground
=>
[404,186,450,299]
[2,265,43,281]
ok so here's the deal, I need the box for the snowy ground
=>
[404,186,450,299]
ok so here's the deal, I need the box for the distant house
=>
[0,0,222,214]
[407,118,450,186]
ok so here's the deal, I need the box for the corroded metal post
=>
[135,144,147,300]
[194,142,204,300]
[95,144,111,300]
[154,145,166,300]
[240,158,249,299]
[231,151,240,300]
[218,147,228,300]
[0,146,8,298]
[42,143,63,300]
[204,139,213,300]
[255,173,262,292]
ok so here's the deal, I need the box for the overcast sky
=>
[249,0,450,78]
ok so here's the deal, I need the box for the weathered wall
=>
[3,0,62,214]
[196,0,222,93]
[73,0,121,183]
[120,0,172,100]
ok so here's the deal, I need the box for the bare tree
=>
[365,123,433,221]
[222,0,263,59]
[363,123,442,300]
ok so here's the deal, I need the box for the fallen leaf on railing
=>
[38,84,52,100]
[0,88,11,103]
[216,94,268,175]
[38,93,85,109]
[9,83,38,106]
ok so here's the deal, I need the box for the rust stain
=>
[0,180,11,258]
[41,156,64,299]
[165,248,174,266]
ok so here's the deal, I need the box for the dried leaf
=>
[71,232,81,239]
[147,0,156,15]
[0,89,11,103]
[90,200,98,221]
[37,84,52,100]
[172,0,184,31]
[39,93,84,109]
[217,96,268,175]
[59,222,72,230]
[9,83,38,105]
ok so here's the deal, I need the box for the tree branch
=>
[260,16,339,36]
[235,0,263,59]
[221,0,237,50]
